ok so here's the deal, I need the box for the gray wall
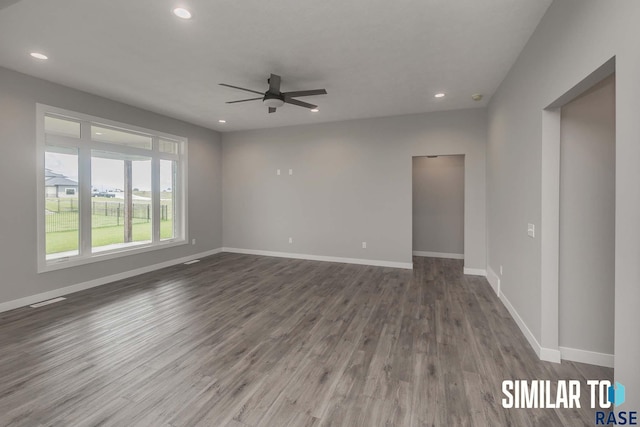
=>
[0,66,223,305]
[487,1,640,405]
[222,109,486,269]
[559,75,615,356]
[412,155,464,255]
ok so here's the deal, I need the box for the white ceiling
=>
[0,0,551,132]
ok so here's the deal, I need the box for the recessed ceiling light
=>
[218,119,226,123]
[173,7,192,19]
[95,132,104,135]
[434,93,445,98]
[30,52,48,60]
[310,108,319,113]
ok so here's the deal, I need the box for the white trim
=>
[42,104,187,142]
[40,239,188,273]
[36,103,47,273]
[486,266,500,295]
[540,347,562,364]
[0,248,222,314]
[412,251,464,260]
[559,346,614,368]
[498,290,561,363]
[463,267,486,276]
[222,247,413,270]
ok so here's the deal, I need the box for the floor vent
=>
[184,259,200,265]
[30,297,66,308]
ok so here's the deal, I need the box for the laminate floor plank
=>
[0,254,612,426]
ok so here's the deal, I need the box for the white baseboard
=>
[412,251,464,260]
[560,346,614,368]
[498,290,561,363]
[0,248,223,314]
[540,347,562,363]
[222,247,413,270]
[486,266,500,295]
[463,267,487,276]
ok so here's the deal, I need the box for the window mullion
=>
[79,122,93,257]
[176,145,186,242]
[152,137,161,243]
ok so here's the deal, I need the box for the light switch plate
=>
[527,223,535,238]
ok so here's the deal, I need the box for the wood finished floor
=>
[0,254,611,427]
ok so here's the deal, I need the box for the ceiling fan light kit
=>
[263,95,285,109]
[220,73,327,114]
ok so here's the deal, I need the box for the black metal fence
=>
[45,199,173,233]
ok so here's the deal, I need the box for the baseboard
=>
[486,266,500,295]
[498,290,561,363]
[0,248,223,314]
[560,346,614,368]
[540,347,562,363]
[463,267,487,276]
[221,247,413,270]
[412,251,464,260]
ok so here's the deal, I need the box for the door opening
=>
[412,155,465,260]
[558,74,615,367]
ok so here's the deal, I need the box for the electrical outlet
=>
[191,239,196,245]
[288,237,293,244]
[500,265,503,275]
[277,169,281,176]
[289,169,293,175]
[362,242,367,249]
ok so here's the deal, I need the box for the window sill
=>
[38,239,187,273]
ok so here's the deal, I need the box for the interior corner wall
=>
[412,155,464,256]
[487,1,640,406]
[0,66,223,306]
[221,109,486,269]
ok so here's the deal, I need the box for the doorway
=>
[557,74,615,367]
[412,155,465,259]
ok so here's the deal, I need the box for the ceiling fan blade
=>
[219,83,264,96]
[268,74,281,94]
[283,89,327,98]
[226,97,263,104]
[284,98,317,109]
[268,107,277,113]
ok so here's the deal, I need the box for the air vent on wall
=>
[30,297,66,308]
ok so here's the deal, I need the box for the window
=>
[37,105,187,272]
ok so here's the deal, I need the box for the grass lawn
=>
[46,221,175,254]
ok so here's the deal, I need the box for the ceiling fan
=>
[220,74,327,113]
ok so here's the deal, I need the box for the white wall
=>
[0,66,223,306]
[222,109,486,270]
[559,75,615,357]
[412,155,464,256]
[487,1,640,406]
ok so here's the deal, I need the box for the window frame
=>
[37,104,188,273]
